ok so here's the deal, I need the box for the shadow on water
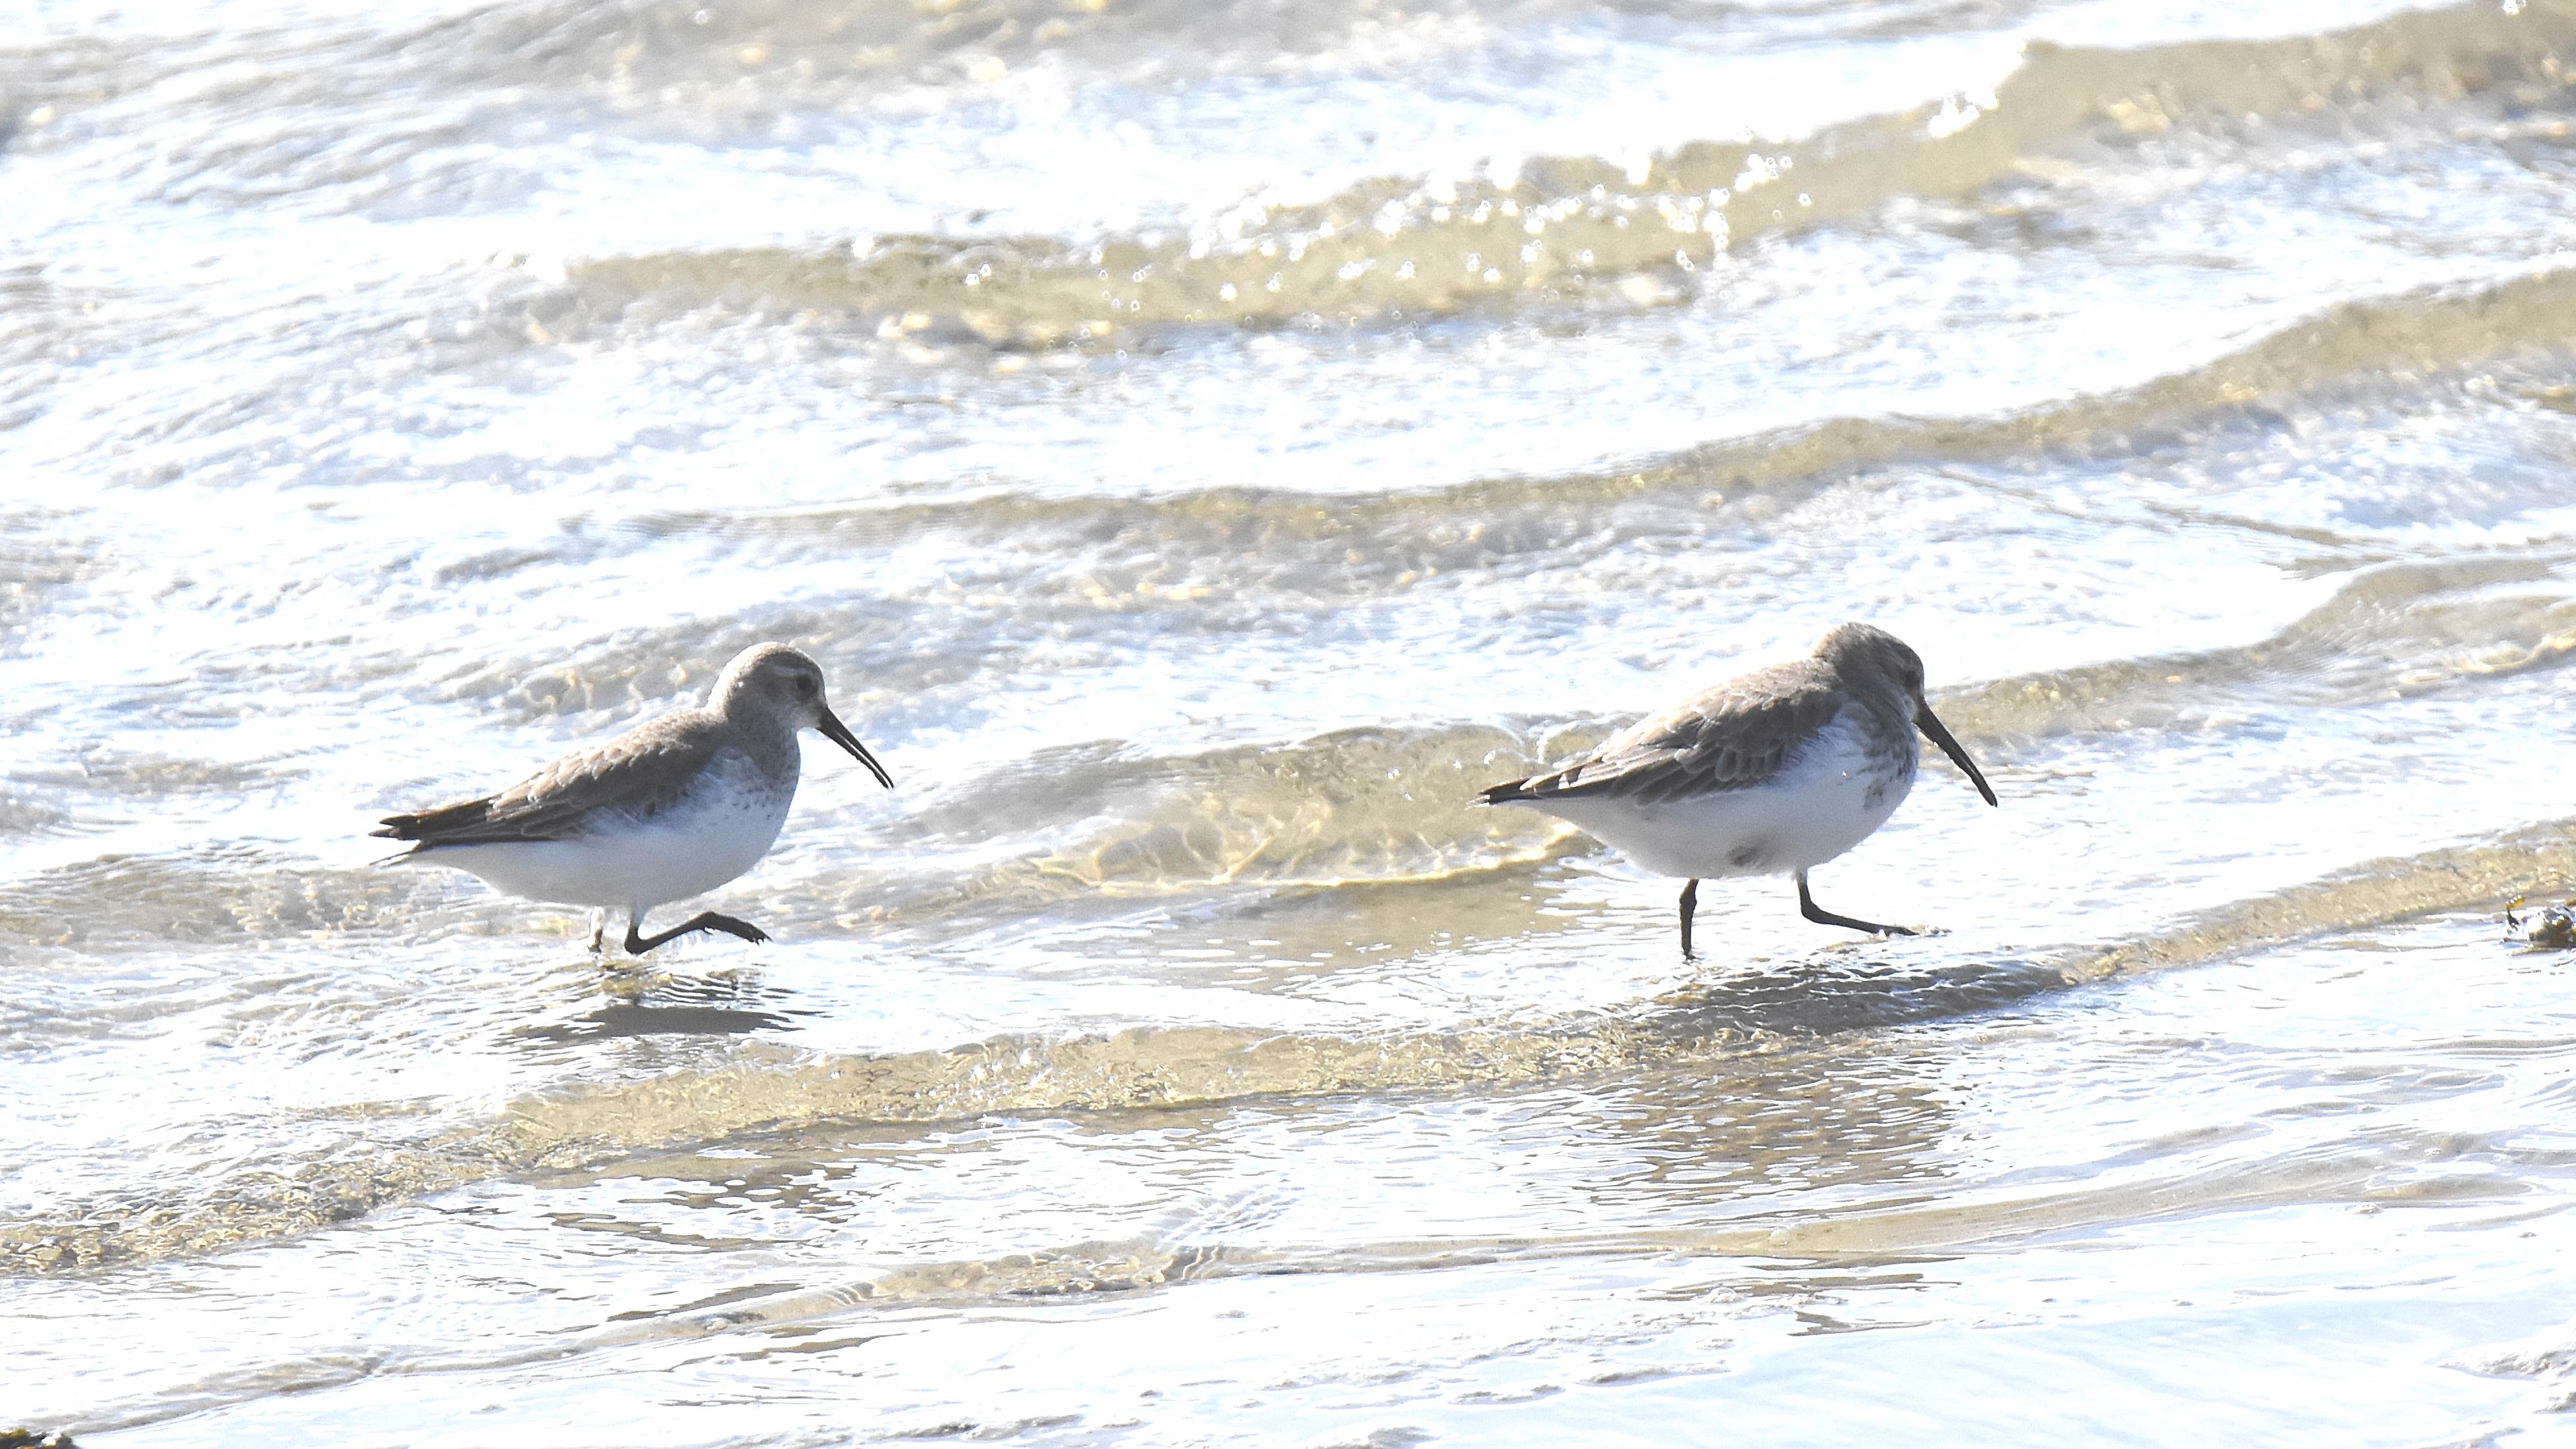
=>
[1645,953,2072,1041]
[538,1002,803,1040]
[518,964,814,1042]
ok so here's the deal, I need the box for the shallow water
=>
[8,0,2576,1440]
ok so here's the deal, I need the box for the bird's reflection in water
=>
[523,964,812,1041]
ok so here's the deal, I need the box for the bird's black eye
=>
[799,675,820,697]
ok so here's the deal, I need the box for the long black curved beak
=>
[817,706,895,790]
[1917,702,1997,806]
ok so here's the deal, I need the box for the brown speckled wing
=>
[1482,660,1845,807]
[374,712,725,847]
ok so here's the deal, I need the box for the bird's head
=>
[1812,622,1995,807]
[713,643,894,789]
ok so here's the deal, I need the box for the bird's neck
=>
[715,708,804,783]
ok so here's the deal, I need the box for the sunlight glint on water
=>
[7,0,2576,1441]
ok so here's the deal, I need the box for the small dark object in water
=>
[1,1430,82,1449]
[2505,896,2576,951]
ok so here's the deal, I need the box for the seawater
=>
[8,0,2576,1442]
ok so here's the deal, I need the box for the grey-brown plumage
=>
[377,714,774,849]
[375,643,893,954]
[1480,656,1850,809]
[1482,622,1998,953]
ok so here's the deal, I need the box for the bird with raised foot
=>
[1479,622,1998,955]
[375,643,893,955]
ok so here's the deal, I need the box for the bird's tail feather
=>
[371,797,495,842]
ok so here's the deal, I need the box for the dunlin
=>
[1481,622,1997,954]
[375,643,893,954]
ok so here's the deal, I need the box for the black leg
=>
[1678,878,1699,959]
[1795,870,1916,937]
[623,911,772,955]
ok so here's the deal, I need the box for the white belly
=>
[1532,712,1915,880]
[418,769,795,913]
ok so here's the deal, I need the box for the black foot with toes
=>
[1795,870,1918,937]
[624,911,772,955]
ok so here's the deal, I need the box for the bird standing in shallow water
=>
[1480,622,1997,955]
[375,643,893,955]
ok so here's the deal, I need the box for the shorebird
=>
[1480,622,1997,954]
[373,643,893,955]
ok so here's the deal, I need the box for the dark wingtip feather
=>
[1479,779,1535,806]
[369,797,496,845]
[371,810,436,841]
